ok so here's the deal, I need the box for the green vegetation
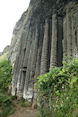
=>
[37,58,78,117]
[0,56,15,117]
[0,52,8,63]
[0,59,12,92]
[20,98,32,107]
[0,93,15,117]
[0,53,78,117]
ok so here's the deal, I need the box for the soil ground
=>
[9,101,38,117]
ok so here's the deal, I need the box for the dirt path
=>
[9,102,38,117]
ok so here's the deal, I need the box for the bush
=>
[0,59,15,117]
[0,59,12,92]
[0,93,12,107]
[0,105,15,117]
[37,58,78,117]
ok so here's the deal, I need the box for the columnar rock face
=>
[50,14,58,67]
[11,0,78,101]
[40,19,49,74]
[8,11,28,67]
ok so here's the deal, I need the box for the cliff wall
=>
[11,0,78,101]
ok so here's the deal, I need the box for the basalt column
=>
[50,14,58,67]
[29,27,39,100]
[72,12,78,58]
[30,27,39,81]
[40,20,49,74]
[62,2,78,60]
[23,33,35,100]
[34,24,44,79]
[11,31,27,96]
[16,31,32,98]
[66,10,72,57]
[33,25,44,100]
[23,31,32,68]
[57,16,63,66]
[17,69,26,97]
[63,16,67,61]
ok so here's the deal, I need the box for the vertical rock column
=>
[11,34,26,96]
[77,27,78,53]
[33,25,44,100]
[15,31,30,98]
[23,33,35,100]
[57,17,63,66]
[72,13,78,58]
[63,16,67,61]
[40,19,49,74]
[31,27,39,81]
[50,14,58,68]
[17,69,26,98]
[23,46,33,100]
[23,31,32,68]
[76,13,78,55]
[29,27,39,101]
[76,13,78,51]
[35,25,43,79]
[66,11,72,57]
[12,73,17,96]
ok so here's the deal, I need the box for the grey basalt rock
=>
[11,0,78,101]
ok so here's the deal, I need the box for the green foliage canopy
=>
[37,58,78,117]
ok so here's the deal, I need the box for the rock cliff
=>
[11,0,78,101]
[0,45,9,56]
[8,11,27,67]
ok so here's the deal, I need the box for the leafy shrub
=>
[0,59,15,117]
[37,58,78,117]
[0,93,12,107]
[0,59,12,92]
[0,105,15,117]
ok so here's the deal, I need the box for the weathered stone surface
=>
[11,0,78,101]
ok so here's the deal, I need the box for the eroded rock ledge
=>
[11,0,78,101]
